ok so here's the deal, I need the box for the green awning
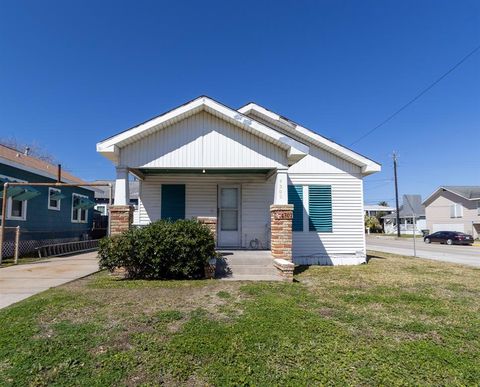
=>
[50,192,67,200]
[75,198,96,210]
[12,187,41,201]
[0,177,27,198]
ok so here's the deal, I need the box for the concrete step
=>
[227,265,278,276]
[220,274,281,281]
[222,257,273,266]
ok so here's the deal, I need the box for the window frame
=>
[0,174,27,221]
[48,187,62,211]
[450,203,463,218]
[71,193,89,224]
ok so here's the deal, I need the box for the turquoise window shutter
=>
[161,184,185,220]
[308,185,332,232]
[288,185,304,232]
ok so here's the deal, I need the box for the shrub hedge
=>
[99,219,216,279]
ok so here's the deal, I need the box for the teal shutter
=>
[161,184,185,220]
[288,185,303,232]
[308,185,332,232]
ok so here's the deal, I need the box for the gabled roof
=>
[0,144,92,187]
[238,102,381,175]
[383,194,425,218]
[97,96,309,165]
[423,186,480,205]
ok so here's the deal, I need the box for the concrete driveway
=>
[0,252,99,310]
[367,235,480,267]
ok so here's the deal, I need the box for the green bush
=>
[99,219,216,280]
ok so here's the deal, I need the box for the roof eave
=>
[239,103,381,175]
[96,96,309,166]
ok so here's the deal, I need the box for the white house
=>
[96,96,380,265]
[383,194,426,235]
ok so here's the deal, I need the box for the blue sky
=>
[1,0,479,206]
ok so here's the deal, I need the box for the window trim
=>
[450,203,463,218]
[71,193,89,224]
[0,174,27,221]
[48,187,62,211]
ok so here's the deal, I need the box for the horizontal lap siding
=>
[120,111,286,168]
[138,174,273,248]
[288,173,365,257]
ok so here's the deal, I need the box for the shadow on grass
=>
[366,254,387,263]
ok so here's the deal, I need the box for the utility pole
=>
[393,152,401,237]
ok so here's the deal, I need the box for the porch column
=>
[270,168,293,261]
[111,166,133,235]
[114,166,129,205]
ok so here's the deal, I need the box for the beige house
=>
[423,186,480,239]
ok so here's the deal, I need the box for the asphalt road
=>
[366,235,480,267]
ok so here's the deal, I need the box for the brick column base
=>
[196,217,217,246]
[270,204,293,261]
[110,205,133,235]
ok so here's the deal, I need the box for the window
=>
[95,204,107,215]
[288,185,304,231]
[0,174,27,221]
[48,188,62,210]
[450,203,463,218]
[71,193,88,223]
[161,184,185,220]
[308,185,333,232]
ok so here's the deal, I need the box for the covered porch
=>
[113,166,294,260]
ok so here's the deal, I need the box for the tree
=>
[378,201,389,207]
[365,215,380,234]
[0,137,58,164]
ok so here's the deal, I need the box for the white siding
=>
[247,111,367,264]
[288,147,361,175]
[138,174,274,248]
[287,173,365,264]
[119,111,287,169]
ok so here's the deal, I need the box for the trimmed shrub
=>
[99,219,216,279]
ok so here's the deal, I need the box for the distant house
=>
[383,195,426,235]
[93,179,140,224]
[0,144,96,257]
[423,186,480,239]
[364,204,395,217]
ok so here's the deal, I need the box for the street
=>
[366,235,480,267]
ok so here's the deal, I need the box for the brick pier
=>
[270,204,293,261]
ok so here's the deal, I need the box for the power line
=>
[350,44,480,146]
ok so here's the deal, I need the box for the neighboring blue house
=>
[0,144,96,257]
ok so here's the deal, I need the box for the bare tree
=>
[0,137,58,164]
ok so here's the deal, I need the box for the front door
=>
[218,185,241,247]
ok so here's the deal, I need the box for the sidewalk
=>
[0,252,99,309]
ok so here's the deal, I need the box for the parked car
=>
[424,231,474,246]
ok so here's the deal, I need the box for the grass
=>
[1,252,479,386]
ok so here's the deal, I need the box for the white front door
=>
[218,185,241,247]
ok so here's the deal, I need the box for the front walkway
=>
[216,250,281,281]
[0,252,99,309]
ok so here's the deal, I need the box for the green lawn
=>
[1,252,479,386]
